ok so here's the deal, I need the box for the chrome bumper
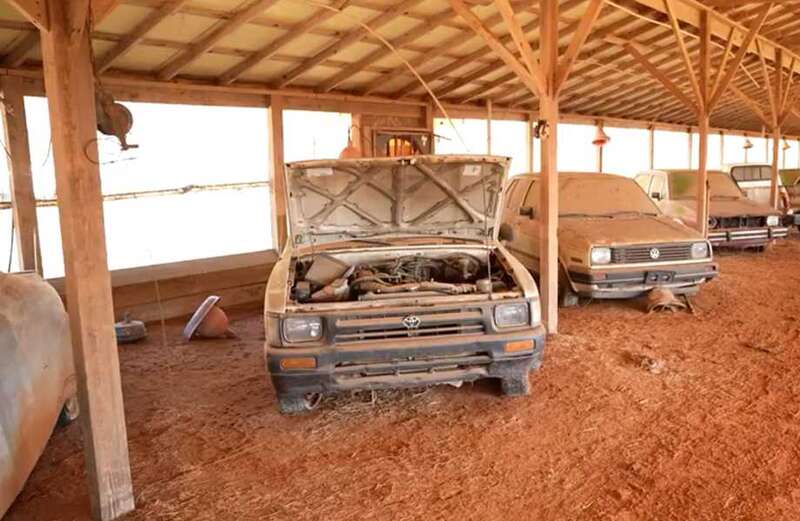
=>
[708,226,788,246]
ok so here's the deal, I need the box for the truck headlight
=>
[690,242,709,259]
[282,317,323,343]
[767,215,779,227]
[590,247,612,265]
[494,303,529,328]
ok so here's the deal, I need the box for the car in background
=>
[1,272,78,517]
[636,170,787,249]
[781,168,800,229]
[264,155,546,414]
[724,163,800,228]
[499,172,718,305]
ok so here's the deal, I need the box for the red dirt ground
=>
[7,238,800,521]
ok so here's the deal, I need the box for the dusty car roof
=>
[514,172,616,180]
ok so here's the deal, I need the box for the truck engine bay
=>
[290,250,518,304]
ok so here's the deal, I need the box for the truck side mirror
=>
[519,206,535,219]
[498,223,515,242]
[651,192,662,201]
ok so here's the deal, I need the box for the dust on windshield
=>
[670,172,743,199]
[527,176,661,217]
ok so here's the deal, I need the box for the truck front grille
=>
[333,308,486,343]
[714,216,766,229]
[610,243,693,264]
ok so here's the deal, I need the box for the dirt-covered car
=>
[637,170,788,249]
[724,163,800,228]
[500,172,718,304]
[264,155,546,414]
[1,272,78,517]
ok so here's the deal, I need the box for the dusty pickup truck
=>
[500,172,717,304]
[725,163,800,228]
[264,155,546,414]
[636,170,788,249]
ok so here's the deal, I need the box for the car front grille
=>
[714,216,766,229]
[332,308,486,343]
[610,243,693,264]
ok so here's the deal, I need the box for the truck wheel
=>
[558,268,579,308]
[278,393,322,415]
[501,375,530,397]
[57,396,80,427]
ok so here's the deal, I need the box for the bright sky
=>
[1,102,799,276]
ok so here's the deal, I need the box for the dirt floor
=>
[7,238,800,521]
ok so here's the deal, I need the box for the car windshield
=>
[549,176,661,217]
[670,171,743,200]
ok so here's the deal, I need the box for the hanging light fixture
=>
[592,125,610,147]
[743,138,754,150]
[339,125,361,159]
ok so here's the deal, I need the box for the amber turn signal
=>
[504,339,534,353]
[279,357,317,370]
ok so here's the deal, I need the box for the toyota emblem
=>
[402,315,421,329]
[649,247,661,260]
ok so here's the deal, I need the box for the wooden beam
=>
[158,0,280,81]
[493,0,542,84]
[696,113,709,235]
[729,84,772,127]
[449,0,543,96]
[277,0,422,88]
[664,0,702,111]
[1,76,41,273]
[96,0,189,74]
[539,0,558,333]
[6,0,48,31]
[39,1,133,519]
[771,125,780,207]
[554,0,605,93]
[91,0,123,23]
[526,113,534,171]
[699,10,710,108]
[268,95,287,252]
[2,31,38,68]
[625,43,697,113]
[709,27,735,103]
[756,39,777,125]
[218,0,348,86]
[707,2,772,110]
[648,125,655,169]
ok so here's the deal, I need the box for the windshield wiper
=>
[602,210,659,217]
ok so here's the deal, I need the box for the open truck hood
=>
[285,155,508,246]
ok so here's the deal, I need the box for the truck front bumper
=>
[266,327,546,398]
[709,226,788,247]
[568,261,719,299]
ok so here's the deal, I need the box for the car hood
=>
[285,155,508,246]
[707,197,781,217]
[560,215,703,245]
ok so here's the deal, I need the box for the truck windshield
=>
[670,172,743,200]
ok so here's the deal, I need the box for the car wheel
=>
[57,396,80,427]
[278,393,322,415]
[501,375,530,397]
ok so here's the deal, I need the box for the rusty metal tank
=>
[1,272,76,517]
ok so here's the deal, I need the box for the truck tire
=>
[57,396,80,427]
[501,375,530,397]
[278,393,322,415]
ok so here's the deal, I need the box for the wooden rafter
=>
[493,0,541,80]
[2,31,38,68]
[97,0,189,74]
[625,42,697,113]
[7,0,48,31]
[158,0,280,81]
[664,0,702,110]
[554,0,605,93]
[755,39,777,124]
[449,0,543,96]
[276,0,423,89]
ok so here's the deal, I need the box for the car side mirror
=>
[651,192,662,201]
[498,223,515,242]
[519,206,535,219]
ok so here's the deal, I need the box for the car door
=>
[505,179,541,272]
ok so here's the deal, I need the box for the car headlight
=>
[690,242,709,259]
[766,215,779,227]
[494,303,529,328]
[282,317,323,343]
[590,247,612,265]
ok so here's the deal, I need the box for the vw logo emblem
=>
[649,247,661,260]
[402,315,421,329]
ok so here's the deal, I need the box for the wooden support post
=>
[771,126,780,208]
[526,114,534,172]
[697,114,709,236]
[39,1,134,519]
[648,126,655,169]
[424,100,434,153]
[687,129,693,169]
[486,99,492,154]
[539,0,558,334]
[720,132,725,166]
[596,121,604,173]
[1,75,41,273]
[268,95,287,252]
